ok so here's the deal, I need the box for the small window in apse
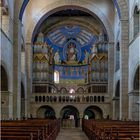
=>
[54,71,59,83]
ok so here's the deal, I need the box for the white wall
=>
[129,36,140,92]
[128,0,140,121]
[1,29,13,92]
[128,0,140,92]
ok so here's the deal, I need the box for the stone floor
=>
[56,128,89,140]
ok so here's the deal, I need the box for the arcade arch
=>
[37,105,56,119]
[60,105,80,127]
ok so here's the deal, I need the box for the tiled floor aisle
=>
[56,128,89,140]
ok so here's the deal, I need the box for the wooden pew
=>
[82,119,139,140]
[1,119,60,140]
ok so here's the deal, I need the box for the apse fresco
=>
[33,24,108,83]
[45,25,98,64]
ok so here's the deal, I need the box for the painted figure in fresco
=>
[66,42,77,61]
[84,49,89,63]
[54,51,60,63]
[91,44,98,58]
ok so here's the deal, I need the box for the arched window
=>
[69,88,75,94]
[77,87,84,94]
[98,96,100,102]
[39,96,42,102]
[43,96,45,102]
[116,42,120,71]
[134,67,139,90]
[21,82,25,98]
[54,71,59,83]
[94,96,97,102]
[35,96,38,102]
[1,65,8,91]
[115,81,120,97]
[101,96,105,102]
[60,88,67,94]
[134,6,140,37]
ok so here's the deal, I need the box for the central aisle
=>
[56,128,89,140]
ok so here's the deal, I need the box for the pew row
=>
[1,119,60,140]
[82,119,139,140]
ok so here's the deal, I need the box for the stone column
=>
[112,97,120,120]
[9,92,13,119]
[13,0,23,119]
[25,40,33,116]
[128,92,133,120]
[120,20,129,120]
[13,18,22,119]
[108,42,115,119]
[79,111,83,127]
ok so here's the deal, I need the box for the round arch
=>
[23,0,129,43]
[30,5,113,42]
[83,106,103,119]
[19,0,122,21]
[60,105,80,127]
[77,87,84,94]
[22,1,118,44]
[60,87,68,94]
[37,105,56,119]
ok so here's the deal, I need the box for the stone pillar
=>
[79,112,83,127]
[13,0,23,119]
[13,18,22,119]
[120,20,129,120]
[25,41,33,116]
[128,92,133,120]
[108,42,115,119]
[9,92,13,119]
[55,108,60,119]
[112,97,120,120]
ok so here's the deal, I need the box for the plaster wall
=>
[129,0,140,41]
[129,36,140,92]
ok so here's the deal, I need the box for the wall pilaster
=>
[108,42,115,119]
[13,0,23,119]
[120,20,129,120]
[25,41,33,116]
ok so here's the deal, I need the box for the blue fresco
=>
[44,25,98,62]
[55,64,88,79]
